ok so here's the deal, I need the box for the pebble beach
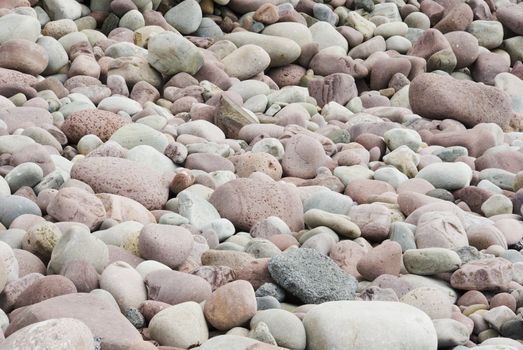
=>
[0,0,522,348]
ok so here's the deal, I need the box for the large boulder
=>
[409,73,513,129]
[303,301,438,350]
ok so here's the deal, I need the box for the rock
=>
[224,32,301,67]
[164,0,202,34]
[450,258,513,291]
[0,39,49,76]
[71,157,169,210]
[99,261,146,312]
[47,187,107,231]
[222,45,271,80]
[61,109,130,143]
[415,211,469,249]
[109,123,168,152]
[145,269,212,305]
[0,14,41,43]
[268,248,357,304]
[138,224,194,268]
[403,248,461,275]
[149,301,208,348]
[250,309,305,349]
[177,190,221,229]
[48,227,109,274]
[409,73,513,128]
[432,318,470,347]
[203,280,257,331]
[0,318,95,350]
[0,195,41,228]
[5,293,143,350]
[400,287,453,319]
[303,301,437,350]
[214,95,259,139]
[356,241,402,281]
[496,4,523,35]
[416,162,472,190]
[147,31,204,75]
[14,275,77,308]
[209,178,303,232]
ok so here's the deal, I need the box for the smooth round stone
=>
[177,190,220,229]
[416,162,472,190]
[386,36,412,53]
[204,280,257,331]
[250,309,305,349]
[223,32,301,67]
[374,167,409,189]
[0,195,41,227]
[467,20,504,49]
[0,39,49,76]
[197,335,259,350]
[309,21,348,52]
[303,190,353,215]
[15,275,77,308]
[0,318,94,349]
[127,145,176,175]
[164,0,202,34]
[303,301,437,350]
[109,123,168,152]
[0,14,41,43]
[99,261,146,312]
[119,10,144,31]
[222,45,270,80]
[481,194,513,217]
[304,209,360,239]
[0,241,18,283]
[405,12,430,29]
[400,287,453,319]
[251,138,284,159]
[375,22,408,38]
[149,301,208,348]
[5,162,44,193]
[403,248,462,275]
[432,318,470,347]
[261,22,313,48]
[138,224,193,269]
[384,129,422,153]
[60,260,99,293]
[47,227,109,274]
[43,0,82,20]
[147,31,203,75]
[98,95,142,115]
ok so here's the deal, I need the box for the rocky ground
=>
[0,0,522,348]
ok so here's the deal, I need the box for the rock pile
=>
[0,0,522,348]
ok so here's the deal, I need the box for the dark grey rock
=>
[268,248,357,304]
[125,307,145,329]
[255,282,286,302]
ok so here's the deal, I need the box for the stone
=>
[149,301,208,348]
[99,261,146,312]
[409,73,512,129]
[147,31,204,75]
[415,211,469,249]
[303,301,437,350]
[47,187,107,231]
[203,280,257,331]
[145,269,212,305]
[61,109,130,143]
[164,0,202,34]
[222,45,271,80]
[209,178,303,232]
[48,227,109,274]
[403,248,461,275]
[0,39,49,76]
[400,286,453,319]
[268,248,357,304]
[356,241,402,281]
[5,293,143,350]
[0,14,41,43]
[432,318,470,347]
[109,123,168,152]
[0,318,95,350]
[138,224,193,269]
[71,157,169,210]
[496,4,523,35]
[416,162,472,190]
[15,275,77,308]
[0,195,41,228]
[450,258,513,291]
